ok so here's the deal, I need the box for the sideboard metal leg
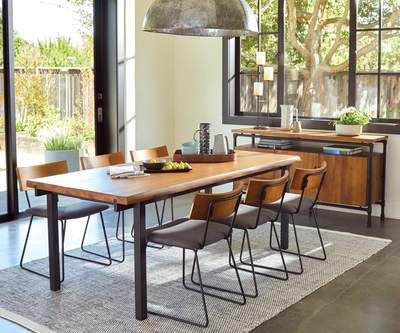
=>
[366,144,373,228]
[381,140,387,223]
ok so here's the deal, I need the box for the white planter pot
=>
[335,124,363,136]
[45,149,80,171]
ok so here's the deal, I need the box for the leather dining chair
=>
[230,171,291,298]
[267,162,328,275]
[146,186,245,328]
[80,152,128,262]
[17,160,111,281]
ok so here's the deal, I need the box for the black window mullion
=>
[377,0,382,118]
[349,0,357,107]
[277,0,285,115]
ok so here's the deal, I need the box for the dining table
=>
[26,150,300,321]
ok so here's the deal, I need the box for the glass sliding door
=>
[117,0,135,155]
[13,0,95,210]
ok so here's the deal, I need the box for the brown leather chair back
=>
[80,152,125,170]
[290,161,328,193]
[190,186,244,223]
[244,171,289,207]
[130,145,169,162]
[17,160,68,192]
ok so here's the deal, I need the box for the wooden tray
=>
[173,150,236,163]
[144,167,192,173]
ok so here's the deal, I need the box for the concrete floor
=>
[0,199,399,333]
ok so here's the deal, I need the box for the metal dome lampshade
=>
[142,0,258,37]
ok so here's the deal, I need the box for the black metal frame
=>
[233,132,387,228]
[20,191,112,279]
[228,175,291,289]
[222,0,400,134]
[113,199,173,262]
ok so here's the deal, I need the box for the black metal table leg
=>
[133,202,147,320]
[381,140,387,222]
[47,193,61,291]
[280,213,289,250]
[367,143,374,228]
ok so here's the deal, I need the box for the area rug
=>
[0,223,391,333]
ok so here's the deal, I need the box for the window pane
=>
[382,0,400,28]
[240,74,258,112]
[240,36,258,71]
[261,34,278,65]
[381,31,400,72]
[285,0,349,117]
[261,0,278,32]
[356,75,378,117]
[357,32,378,72]
[358,0,379,29]
[380,75,400,118]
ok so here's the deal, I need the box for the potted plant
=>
[44,134,82,171]
[335,107,371,136]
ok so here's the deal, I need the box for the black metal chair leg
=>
[269,214,304,275]
[20,216,65,282]
[228,233,258,297]
[64,213,112,266]
[149,249,209,328]
[233,224,290,283]
[116,211,134,245]
[187,239,246,305]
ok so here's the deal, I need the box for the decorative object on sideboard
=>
[292,108,302,133]
[142,0,258,37]
[193,122,211,154]
[213,134,229,155]
[335,107,371,136]
[280,105,295,130]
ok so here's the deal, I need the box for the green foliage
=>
[38,37,93,67]
[44,135,82,151]
[336,107,371,125]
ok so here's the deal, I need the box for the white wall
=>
[135,0,175,151]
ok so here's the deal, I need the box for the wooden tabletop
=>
[27,151,300,206]
[232,128,388,144]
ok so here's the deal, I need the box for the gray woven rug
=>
[0,223,391,333]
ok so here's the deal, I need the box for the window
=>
[356,0,400,119]
[223,0,400,132]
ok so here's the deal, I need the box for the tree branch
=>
[286,0,311,61]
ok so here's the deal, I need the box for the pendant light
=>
[142,0,258,37]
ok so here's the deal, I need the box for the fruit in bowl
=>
[142,159,166,170]
[164,161,191,170]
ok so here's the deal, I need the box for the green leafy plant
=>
[44,135,82,151]
[336,107,371,126]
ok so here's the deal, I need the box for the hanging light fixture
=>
[142,0,258,37]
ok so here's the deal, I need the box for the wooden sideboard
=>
[232,128,388,228]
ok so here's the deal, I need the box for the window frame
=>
[223,0,400,134]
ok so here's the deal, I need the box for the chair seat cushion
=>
[147,218,231,250]
[26,201,109,220]
[266,192,314,214]
[233,204,274,229]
